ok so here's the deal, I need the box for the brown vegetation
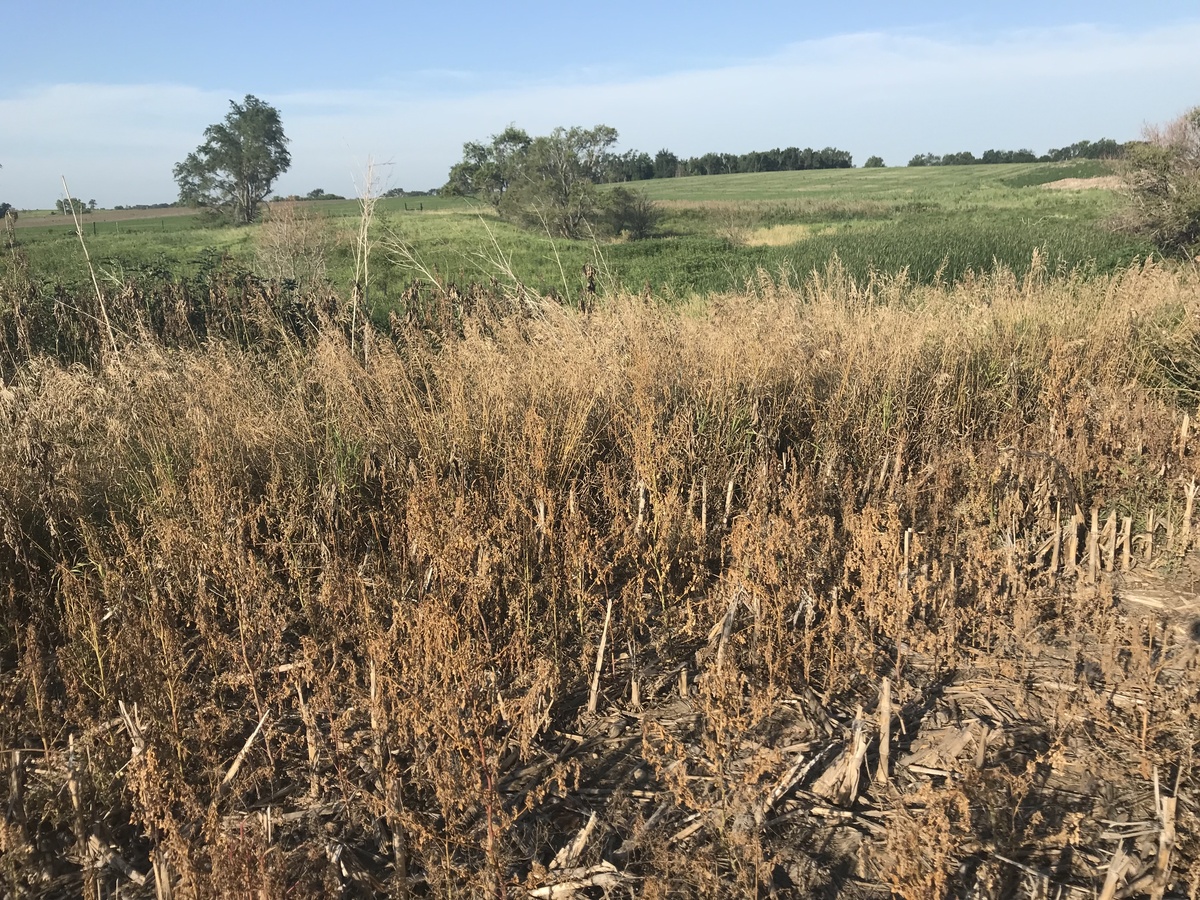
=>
[254,202,331,287]
[1040,176,1123,191]
[1120,105,1200,256]
[3,254,1200,897]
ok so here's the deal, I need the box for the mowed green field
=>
[8,160,1151,308]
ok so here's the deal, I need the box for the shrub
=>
[254,201,331,286]
[603,186,661,239]
[1121,105,1200,255]
[864,156,885,168]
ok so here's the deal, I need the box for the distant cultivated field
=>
[10,161,1151,303]
[14,207,204,229]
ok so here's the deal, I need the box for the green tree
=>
[1122,105,1200,255]
[653,149,679,179]
[908,153,941,167]
[505,125,619,238]
[173,95,291,224]
[0,202,14,221]
[444,125,532,205]
[54,198,85,215]
[864,156,885,168]
[446,124,620,239]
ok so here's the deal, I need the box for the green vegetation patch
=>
[5,162,1154,304]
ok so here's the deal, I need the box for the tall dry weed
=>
[255,200,331,287]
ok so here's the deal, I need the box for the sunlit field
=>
[12,161,1150,303]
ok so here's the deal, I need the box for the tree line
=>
[601,145,854,181]
[907,138,1125,167]
[53,198,97,214]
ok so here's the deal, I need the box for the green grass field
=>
[8,161,1152,307]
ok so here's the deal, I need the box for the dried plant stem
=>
[1122,516,1133,571]
[351,158,380,360]
[61,176,118,358]
[588,597,613,716]
[876,677,891,785]
[1088,506,1100,585]
[218,711,268,798]
[1067,506,1082,576]
[68,733,97,897]
[535,208,571,300]
[1182,480,1196,554]
[1098,841,1131,900]
[1049,501,1061,575]
[295,683,320,798]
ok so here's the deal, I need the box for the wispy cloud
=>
[2,21,1198,207]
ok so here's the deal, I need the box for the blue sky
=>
[2,1,1199,207]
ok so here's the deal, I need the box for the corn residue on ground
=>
[2,257,1200,898]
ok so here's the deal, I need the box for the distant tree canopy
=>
[653,149,680,179]
[54,198,87,215]
[908,139,1126,167]
[604,150,655,182]
[173,95,291,224]
[1044,139,1124,162]
[632,145,853,179]
[381,187,438,198]
[0,202,15,221]
[864,156,885,168]
[304,188,345,201]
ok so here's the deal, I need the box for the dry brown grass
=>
[3,256,1200,897]
[741,224,815,246]
[1041,176,1123,191]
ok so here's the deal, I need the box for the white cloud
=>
[2,21,1198,208]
